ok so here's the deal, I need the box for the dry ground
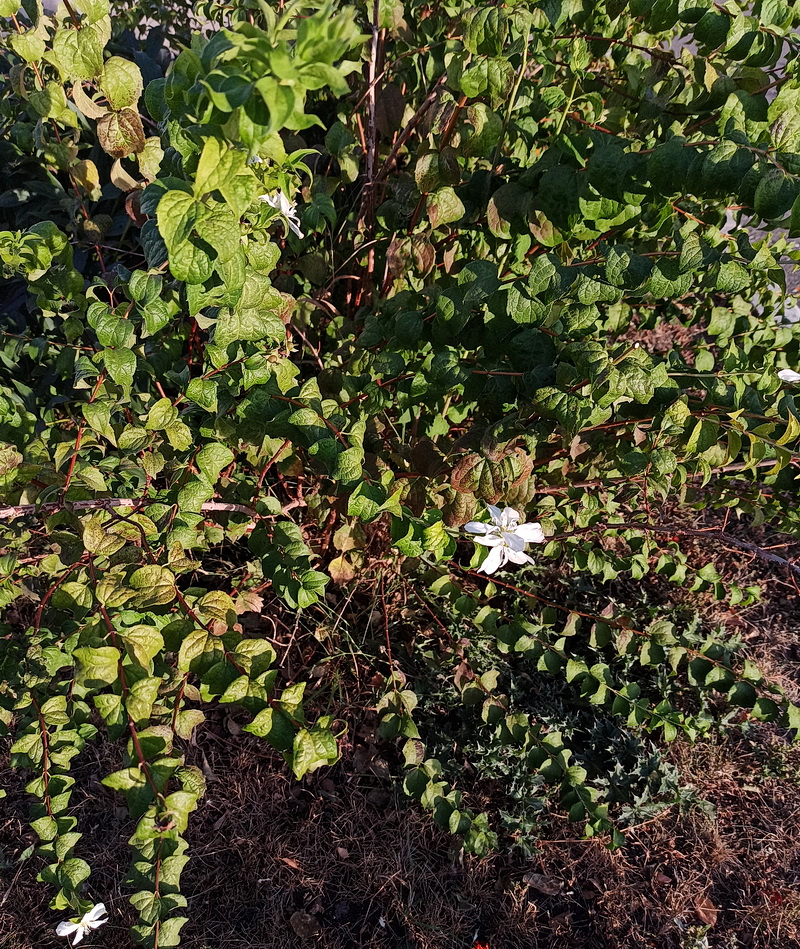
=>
[2,516,800,949]
[2,723,800,949]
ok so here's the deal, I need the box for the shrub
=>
[1,0,800,943]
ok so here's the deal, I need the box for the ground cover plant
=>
[1,0,800,945]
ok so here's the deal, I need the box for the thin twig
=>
[561,521,800,577]
[375,74,446,182]
[0,499,260,521]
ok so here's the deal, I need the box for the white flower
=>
[56,903,108,945]
[464,504,545,575]
[258,190,304,239]
[777,368,800,384]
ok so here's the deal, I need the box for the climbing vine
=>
[2,0,800,943]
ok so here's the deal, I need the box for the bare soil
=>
[2,517,800,949]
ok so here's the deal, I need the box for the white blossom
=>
[464,504,545,575]
[258,190,304,239]
[777,368,800,384]
[56,903,108,946]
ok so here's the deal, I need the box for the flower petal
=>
[287,215,304,239]
[485,503,503,525]
[500,507,520,528]
[505,548,534,565]
[502,530,526,552]
[478,543,506,575]
[71,927,86,947]
[56,923,80,938]
[513,522,545,544]
[277,192,293,216]
[463,521,491,534]
[473,534,503,546]
[778,368,800,383]
[87,904,107,922]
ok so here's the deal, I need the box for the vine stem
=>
[30,694,54,818]
[0,499,260,522]
[554,76,577,138]
[375,74,447,182]
[380,576,399,694]
[61,0,82,30]
[364,0,380,186]
[89,559,164,800]
[557,521,800,577]
[33,558,87,633]
[492,26,531,174]
[170,674,189,735]
[450,563,763,677]
[257,438,291,491]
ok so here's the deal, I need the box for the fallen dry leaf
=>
[523,872,564,896]
[695,895,718,926]
[289,910,319,939]
[277,856,301,870]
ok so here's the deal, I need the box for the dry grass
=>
[2,717,799,949]
[2,512,800,949]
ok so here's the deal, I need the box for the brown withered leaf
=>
[695,895,718,926]
[289,910,319,939]
[328,554,355,584]
[97,108,145,158]
[410,438,447,478]
[235,590,264,615]
[375,82,405,138]
[442,488,478,528]
[523,872,564,897]
[451,447,532,503]
[278,856,301,870]
[125,190,146,226]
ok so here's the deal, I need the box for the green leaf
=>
[9,30,45,62]
[214,272,287,346]
[29,82,80,127]
[292,723,339,779]
[104,348,136,388]
[83,401,117,446]
[185,377,218,413]
[74,646,120,687]
[296,569,329,609]
[754,167,796,221]
[156,189,214,285]
[119,625,164,667]
[193,137,257,217]
[426,187,465,228]
[685,418,719,455]
[463,6,507,55]
[48,23,105,81]
[244,707,296,753]
[99,56,143,110]
[145,398,178,431]
[82,516,126,556]
[165,419,193,451]
[129,565,176,607]
[196,443,234,484]
[177,629,212,672]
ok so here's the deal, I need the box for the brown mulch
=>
[2,713,799,949]
[2,512,800,949]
